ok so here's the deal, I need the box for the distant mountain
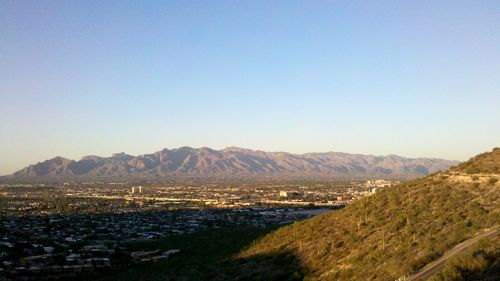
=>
[235,148,500,280]
[0,146,459,183]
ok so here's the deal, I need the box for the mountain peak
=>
[1,147,460,182]
[222,146,255,152]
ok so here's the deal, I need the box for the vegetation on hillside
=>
[239,149,499,280]
[452,147,500,174]
[429,238,499,281]
[96,226,306,281]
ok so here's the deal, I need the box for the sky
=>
[1,1,499,175]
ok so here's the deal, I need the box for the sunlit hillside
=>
[238,148,500,280]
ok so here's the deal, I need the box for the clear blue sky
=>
[1,1,499,175]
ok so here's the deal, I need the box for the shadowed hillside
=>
[95,226,309,281]
[237,148,499,280]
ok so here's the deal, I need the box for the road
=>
[406,226,499,281]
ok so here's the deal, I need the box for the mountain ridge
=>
[1,146,459,183]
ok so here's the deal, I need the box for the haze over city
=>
[2,1,499,175]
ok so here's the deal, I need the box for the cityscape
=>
[2,1,498,280]
[0,180,398,279]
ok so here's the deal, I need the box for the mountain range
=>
[1,146,459,183]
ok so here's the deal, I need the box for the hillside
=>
[235,148,500,280]
[0,147,458,183]
[452,147,500,174]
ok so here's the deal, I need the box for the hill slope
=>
[0,147,458,183]
[238,148,500,280]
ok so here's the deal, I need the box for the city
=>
[2,1,498,280]
[0,180,398,279]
